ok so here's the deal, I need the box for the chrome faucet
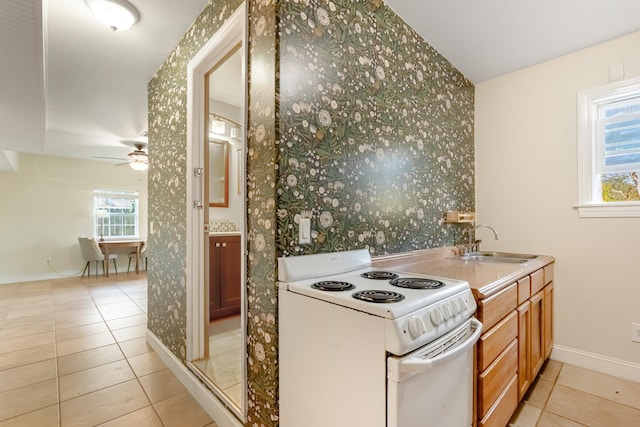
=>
[468,224,499,253]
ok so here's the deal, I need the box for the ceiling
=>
[1,0,640,171]
[384,0,640,83]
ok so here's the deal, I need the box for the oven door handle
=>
[400,318,482,374]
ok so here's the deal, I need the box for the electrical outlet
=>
[632,323,640,343]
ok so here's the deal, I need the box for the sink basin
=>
[457,251,538,264]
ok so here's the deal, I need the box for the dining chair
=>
[127,242,147,273]
[78,237,118,278]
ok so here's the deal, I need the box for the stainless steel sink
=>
[457,251,538,264]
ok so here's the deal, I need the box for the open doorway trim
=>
[185,2,247,422]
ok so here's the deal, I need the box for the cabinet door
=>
[218,236,241,310]
[544,282,554,358]
[209,237,221,312]
[517,301,531,400]
[529,290,544,379]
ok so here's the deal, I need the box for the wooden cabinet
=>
[478,339,518,417]
[478,374,518,427]
[476,284,518,423]
[475,262,554,426]
[517,300,531,399]
[529,290,545,379]
[209,235,241,320]
[544,282,554,359]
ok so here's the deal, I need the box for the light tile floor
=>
[4,274,639,427]
[510,359,640,426]
[192,316,242,409]
[0,273,217,427]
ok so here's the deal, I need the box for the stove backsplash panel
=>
[277,0,475,256]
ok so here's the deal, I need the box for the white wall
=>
[0,154,148,284]
[475,31,640,370]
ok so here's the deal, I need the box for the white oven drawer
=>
[387,317,482,427]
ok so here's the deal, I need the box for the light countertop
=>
[209,231,241,236]
[372,246,554,299]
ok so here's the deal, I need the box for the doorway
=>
[185,3,247,421]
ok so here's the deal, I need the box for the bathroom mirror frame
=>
[208,139,229,207]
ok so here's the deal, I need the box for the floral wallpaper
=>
[277,1,474,257]
[148,0,473,426]
[245,1,279,424]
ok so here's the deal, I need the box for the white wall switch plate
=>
[299,217,311,244]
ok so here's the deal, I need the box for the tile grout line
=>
[85,274,163,427]
[101,274,170,427]
[52,278,63,427]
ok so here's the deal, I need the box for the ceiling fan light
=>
[129,160,148,171]
[86,0,139,31]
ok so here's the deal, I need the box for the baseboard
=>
[551,344,640,383]
[146,331,244,427]
[0,272,74,285]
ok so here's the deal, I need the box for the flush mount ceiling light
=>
[86,0,140,31]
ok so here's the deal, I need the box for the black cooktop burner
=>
[389,277,445,290]
[352,290,405,303]
[360,270,399,280]
[311,281,355,291]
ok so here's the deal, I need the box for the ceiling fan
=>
[125,143,149,171]
[93,141,148,171]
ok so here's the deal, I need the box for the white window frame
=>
[576,76,640,218]
[94,189,140,240]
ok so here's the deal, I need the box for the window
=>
[94,190,139,240]
[577,76,640,217]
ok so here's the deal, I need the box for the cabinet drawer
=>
[478,339,518,418]
[544,263,554,285]
[478,311,517,372]
[478,284,517,331]
[517,276,531,305]
[530,269,544,295]
[478,374,518,427]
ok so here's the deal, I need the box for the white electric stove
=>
[278,249,482,427]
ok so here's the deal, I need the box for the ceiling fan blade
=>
[93,156,127,161]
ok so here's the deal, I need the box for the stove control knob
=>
[458,297,468,311]
[430,309,444,326]
[450,300,461,315]
[442,304,453,320]
[408,316,426,338]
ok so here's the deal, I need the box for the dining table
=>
[98,240,145,277]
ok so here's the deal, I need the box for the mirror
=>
[190,36,245,417]
[208,139,229,207]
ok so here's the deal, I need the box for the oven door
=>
[387,317,482,427]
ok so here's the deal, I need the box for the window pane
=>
[601,172,640,202]
[94,190,139,239]
[599,104,640,173]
